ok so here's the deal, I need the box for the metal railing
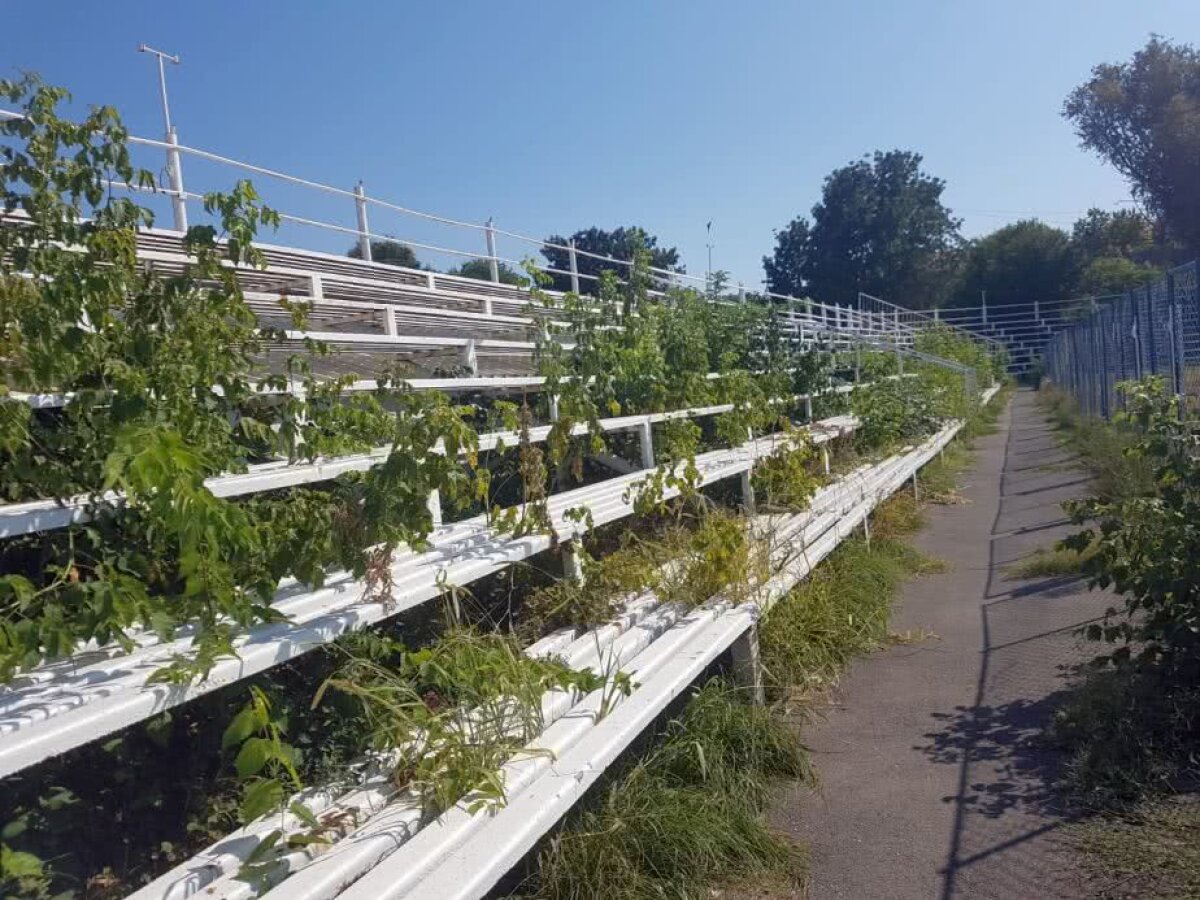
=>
[0,104,991,361]
[1043,261,1200,417]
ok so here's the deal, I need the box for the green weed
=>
[519,680,808,900]
[1036,387,1154,502]
[759,529,938,702]
[1005,542,1096,580]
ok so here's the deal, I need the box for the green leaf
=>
[222,706,263,752]
[234,737,273,778]
[240,828,282,867]
[1,845,44,878]
[289,801,321,831]
[240,780,284,823]
[1,816,28,840]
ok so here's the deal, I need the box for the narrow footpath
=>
[767,389,1110,899]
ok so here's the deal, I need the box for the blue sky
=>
[8,2,1198,291]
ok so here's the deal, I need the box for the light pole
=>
[705,220,714,296]
[138,43,187,231]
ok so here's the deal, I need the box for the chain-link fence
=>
[1043,261,1199,418]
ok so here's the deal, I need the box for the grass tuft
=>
[1005,542,1097,580]
[520,680,809,899]
[759,529,940,703]
[1036,387,1155,502]
[1074,796,1200,898]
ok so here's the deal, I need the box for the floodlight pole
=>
[138,44,187,231]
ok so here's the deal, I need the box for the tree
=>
[955,220,1079,312]
[764,151,962,309]
[347,239,419,269]
[1064,37,1200,256]
[1078,256,1157,296]
[1071,208,1155,262]
[1070,207,1158,296]
[540,226,682,294]
[762,217,810,297]
[447,258,525,286]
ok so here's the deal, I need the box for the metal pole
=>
[354,182,372,261]
[164,127,187,232]
[981,290,988,325]
[855,295,862,382]
[894,308,902,373]
[568,238,580,294]
[138,44,187,232]
[486,217,500,283]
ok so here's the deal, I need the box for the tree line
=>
[350,36,1198,316]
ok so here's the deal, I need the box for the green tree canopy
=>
[761,217,810,298]
[1064,37,1200,256]
[447,258,525,286]
[763,150,961,309]
[1071,208,1155,262]
[1078,256,1157,297]
[955,220,1078,312]
[540,226,682,294]
[1070,208,1159,296]
[347,239,419,268]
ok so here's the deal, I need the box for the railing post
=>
[485,217,500,283]
[803,394,813,421]
[427,489,443,528]
[738,282,746,304]
[730,624,765,705]
[638,419,655,469]
[739,468,756,516]
[894,308,903,374]
[165,126,188,232]
[354,182,372,262]
[1166,270,1183,401]
[562,539,586,585]
[459,339,479,375]
[568,238,581,294]
[855,295,863,382]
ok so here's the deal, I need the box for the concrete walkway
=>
[765,389,1108,899]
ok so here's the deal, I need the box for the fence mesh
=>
[1044,261,1199,417]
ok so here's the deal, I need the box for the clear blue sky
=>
[8,2,1198,291]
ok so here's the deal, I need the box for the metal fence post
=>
[485,217,500,283]
[1167,269,1183,399]
[894,308,902,373]
[568,238,580,294]
[353,182,371,262]
[165,127,188,232]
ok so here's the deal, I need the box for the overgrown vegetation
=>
[759,494,941,702]
[1005,542,1097,581]
[0,75,1001,900]
[1038,386,1155,502]
[1041,378,1200,897]
[517,679,809,900]
[517,464,982,899]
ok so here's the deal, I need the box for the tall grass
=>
[519,680,809,899]
[1037,387,1154,502]
[759,495,942,702]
